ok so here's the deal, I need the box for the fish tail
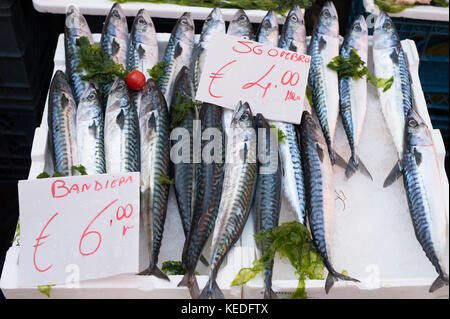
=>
[333,150,347,169]
[383,160,403,188]
[138,265,170,282]
[198,278,225,299]
[430,273,449,293]
[178,271,200,298]
[325,271,360,294]
[345,155,373,181]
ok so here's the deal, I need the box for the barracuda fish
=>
[127,9,159,116]
[402,109,449,293]
[64,5,93,106]
[339,16,373,180]
[189,8,225,93]
[299,111,359,294]
[138,79,171,281]
[48,70,78,176]
[159,12,195,108]
[253,113,281,299]
[171,66,199,244]
[373,11,413,187]
[199,101,257,299]
[273,5,307,224]
[104,78,140,173]
[223,9,254,132]
[179,102,224,298]
[308,1,341,165]
[100,3,128,106]
[76,83,106,175]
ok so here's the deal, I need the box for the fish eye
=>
[384,21,392,29]
[263,20,271,28]
[353,24,362,32]
[181,18,188,25]
[138,17,146,25]
[290,14,298,22]
[239,15,247,22]
[322,10,331,18]
[112,11,120,19]
[88,93,95,101]
[409,119,418,127]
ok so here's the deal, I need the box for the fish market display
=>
[223,9,254,131]
[158,12,195,108]
[75,83,106,175]
[373,11,413,187]
[338,16,372,180]
[299,111,359,294]
[308,1,341,165]
[273,5,307,224]
[171,66,199,241]
[104,78,140,173]
[64,5,93,106]
[253,113,282,299]
[200,101,257,299]
[402,108,449,292]
[48,70,78,176]
[138,79,171,281]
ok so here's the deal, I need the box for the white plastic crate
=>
[241,39,450,299]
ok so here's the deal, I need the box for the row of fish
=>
[47,2,448,299]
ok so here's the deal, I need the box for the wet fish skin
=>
[48,70,78,176]
[199,101,257,299]
[373,11,413,187]
[64,5,93,105]
[253,113,281,300]
[274,5,307,224]
[76,83,106,175]
[308,1,340,164]
[138,79,171,281]
[402,109,449,293]
[299,111,359,294]
[339,16,372,180]
[255,10,278,46]
[159,12,195,108]
[104,77,140,173]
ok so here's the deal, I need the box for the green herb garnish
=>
[232,221,324,299]
[305,84,313,106]
[161,261,199,276]
[328,49,394,92]
[76,36,128,85]
[147,61,168,83]
[52,172,65,177]
[374,0,416,13]
[12,219,20,246]
[431,0,449,7]
[37,171,65,178]
[170,92,201,129]
[71,164,88,176]
[157,174,175,185]
[37,284,55,298]
[270,125,287,144]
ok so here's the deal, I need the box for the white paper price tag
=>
[17,172,140,287]
[195,33,311,124]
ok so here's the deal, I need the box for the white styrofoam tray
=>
[241,39,450,299]
[364,0,449,22]
[0,33,243,299]
[32,0,289,23]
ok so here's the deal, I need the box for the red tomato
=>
[126,70,146,90]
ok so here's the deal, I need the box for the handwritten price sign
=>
[195,33,311,124]
[17,173,140,286]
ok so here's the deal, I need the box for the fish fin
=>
[199,254,209,267]
[429,274,449,293]
[390,49,399,64]
[178,272,200,299]
[174,42,183,59]
[334,151,347,169]
[289,42,298,52]
[357,156,373,181]
[316,144,324,162]
[112,38,120,56]
[383,161,403,188]
[116,109,125,129]
[325,271,360,294]
[148,113,156,130]
[414,148,422,166]
[198,279,225,299]
[138,44,146,60]
[138,265,170,281]
[319,36,327,51]
[264,289,279,299]
[346,156,373,181]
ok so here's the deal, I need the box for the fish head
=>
[256,10,279,46]
[171,66,194,105]
[65,5,87,30]
[107,78,130,112]
[140,78,166,117]
[315,1,339,37]
[374,11,400,50]
[200,8,225,43]
[255,113,270,130]
[173,12,195,39]
[132,9,155,36]
[301,111,327,145]
[78,84,102,121]
[280,5,306,51]
[51,70,73,96]
[228,9,253,39]
[344,15,368,50]
[104,3,128,37]
[232,101,254,128]
[405,109,433,147]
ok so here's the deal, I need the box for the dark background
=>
[0,0,447,299]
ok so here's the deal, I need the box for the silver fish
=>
[76,83,105,175]
[253,113,281,299]
[138,79,171,281]
[159,12,195,108]
[299,111,359,294]
[64,5,93,105]
[373,11,413,187]
[199,101,257,299]
[308,1,341,165]
[402,108,449,293]
[255,10,278,45]
[48,70,78,176]
[104,78,140,173]
[273,5,307,224]
[339,16,372,180]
